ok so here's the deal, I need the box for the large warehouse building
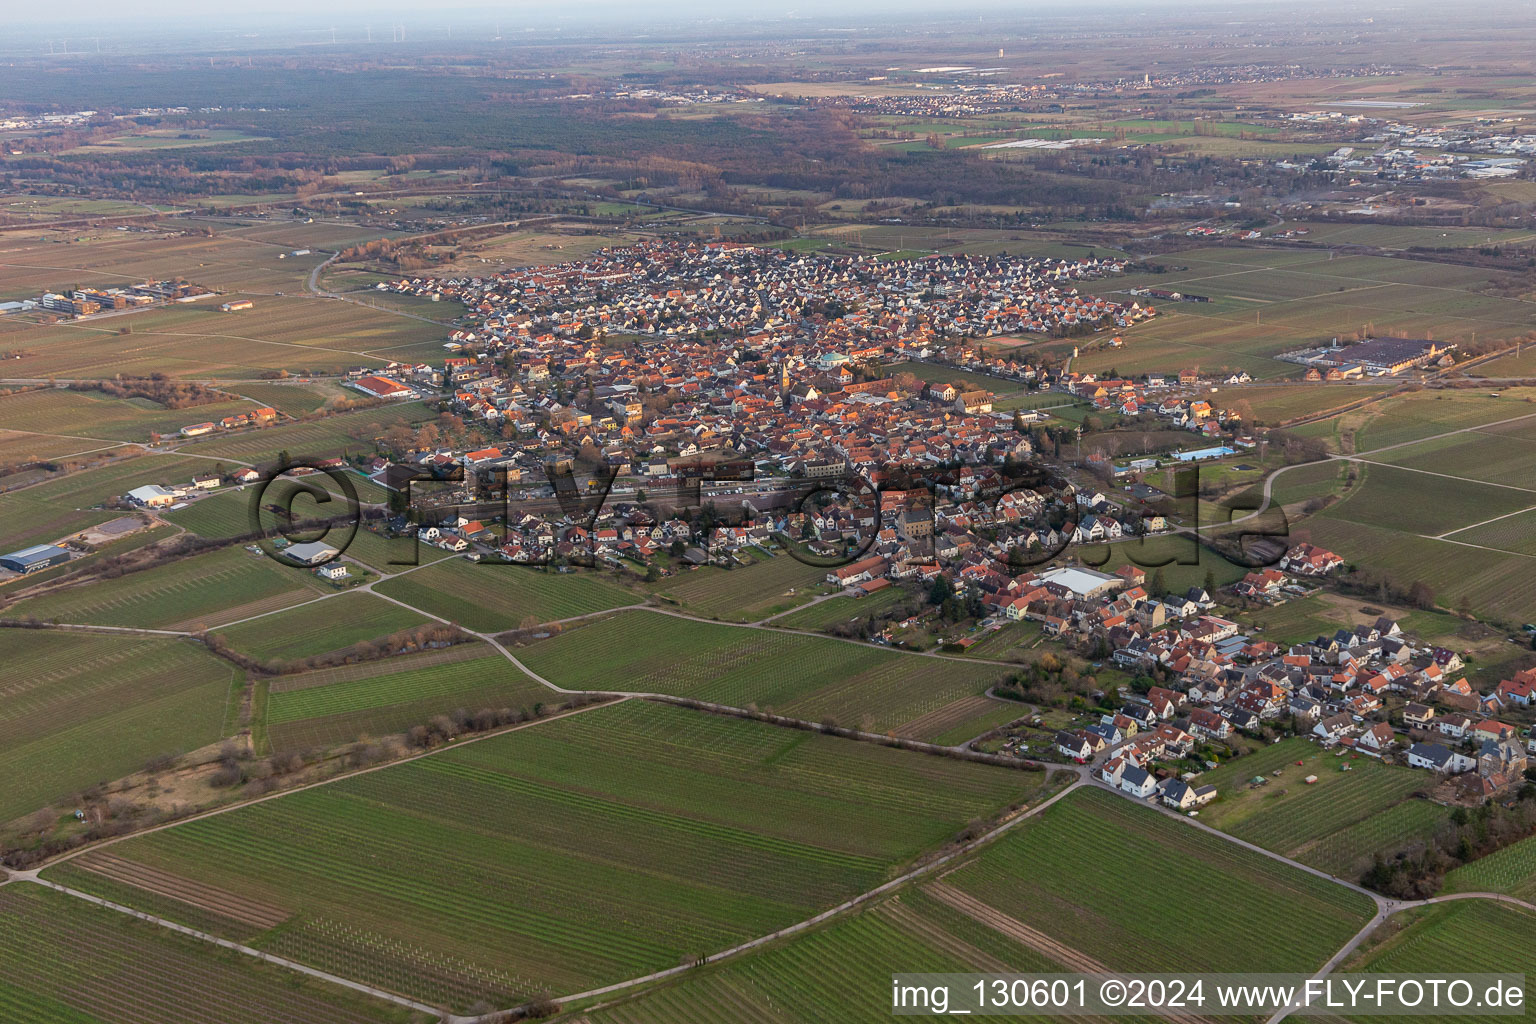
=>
[0,544,72,574]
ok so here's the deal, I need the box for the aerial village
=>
[100,240,1536,803]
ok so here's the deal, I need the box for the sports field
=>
[374,558,638,632]
[1195,738,1447,879]
[47,699,1044,1009]
[942,787,1375,973]
[0,886,417,1024]
[0,630,238,822]
[8,545,328,630]
[263,642,550,752]
[516,610,1017,738]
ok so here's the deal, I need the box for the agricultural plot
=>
[335,528,454,573]
[773,586,913,630]
[0,886,419,1024]
[1372,426,1536,491]
[581,887,1160,1024]
[650,554,829,622]
[228,381,337,416]
[164,474,385,541]
[519,610,1017,736]
[1269,458,1350,508]
[0,387,261,443]
[1219,383,1386,426]
[1319,463,1530,537]
[1351,390,1536,454]
[374,557,637,632]
[1247,593,1353,645]
[943,787,1374,973]
[174,402,432,463]
[0,428,123,467]
[1194,738,1445,879]
[1342,900,1536,1024]
[1076,249,1536,381]
[50,700,1043,1010]
[1443,833,1536,901]
[160,489,258,540]
[1078,535,1249,595]
[213,592,428,662]
[263,643,548,752]
[883,359,1024,395]
[0,630,238,822]
[0,226,316,302]
[1299,515,1536,624]
[8,545,327,630]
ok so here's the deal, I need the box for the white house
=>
[1119,764,1157,799]
[1407,742,1475,774]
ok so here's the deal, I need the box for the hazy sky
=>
[21,0,1200,29]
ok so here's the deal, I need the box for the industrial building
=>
[0,544,72,574]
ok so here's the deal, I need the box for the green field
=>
[516,610,1015,738]
[162,475,386,541]
[650,554,829,621]
[1343,899,1536,1024]
[374,558,637,632]
[1195,738,1446,879]
[1318,463,1530,537]
[0,886,417,1024]
[0,388,261,444]
[0,453,211,553]
[883,359,1023,395]
[1299,515,1536,625]
[1352,390,1536,454]
[943,787,1375,973]
[1443,834,1536,901]
[1372,421,1536,490]
[173,403,433,463]
[0,629,238,822]
[47,700,1044,1010]
[1247,593,1351,644]
[1071,248,1536,381]
[10,545,326,630]
[582,886,1148,1024]
[1078,534,1250,594]
[213,592,428,662]
[263,643,551,752]
[774,586,914,631]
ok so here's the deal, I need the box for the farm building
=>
[285,540,340,565]
[126,484,177,507]
[0,544,71,574]
[220,299,254,312]
[350,375,417,400]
